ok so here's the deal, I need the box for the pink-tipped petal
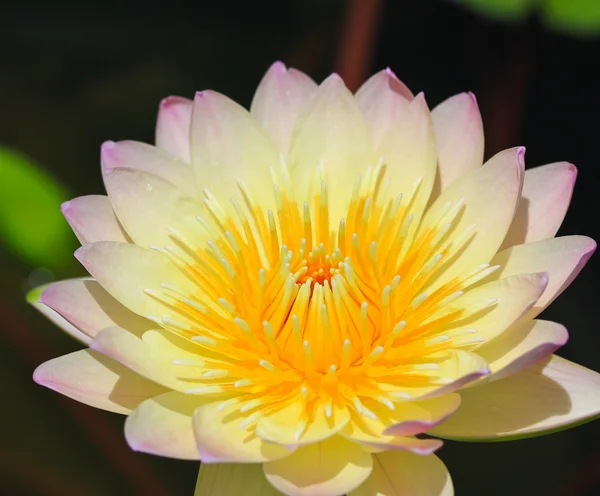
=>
[125,391,201,460]
[422,146,525,292]
[190,90,280,209]
[155,96,193,162]
[430,355,600,441]
[487,235,596,317]
[27,285,91,344]
[502,161,577,249]
[477,319,569,383]
[101,140,197,199]
[431,92,484,198]
[103,167,205,248]
[41,278,153,339]
[250,61,317,153]
[33,349,167,414]
[288,74,373,224]
[61,195,130,245]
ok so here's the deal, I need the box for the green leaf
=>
[542,0,600,37]
[0,147,76,270]
[455,0,539,22]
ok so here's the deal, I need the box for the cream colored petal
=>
[33,349,167,414]
[61,195,130,245]
[355,68,413,147]
[193,401,293,463]
[101,140,198,199]
[486,235,596,318]
[396,350,490,400]
[75,241,198,321]
[103,167,205,248]
[422,147,525,292]
[91,326,206,391]
[477,319,568,383]
[501,162,577,249]
[375,93,438,236]
[340,395,460,442]
[190,90,280,207]
[288,74,373,224]
[195,463,282,496]
[256,401,351,446]
[155,96,193,162]
[436,272,549,346]
[349,451,453,496]
[41,278,152,339]
[125,391,201,460]
[263,436,373,496]
[430,355,600,441]
[356,436,443,456]
[27,285,91,344]
[250,61,317,153]
[431,92,484,198]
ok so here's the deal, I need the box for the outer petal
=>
[501,162,577,249]
[422,147,525,292]
[431,92,484,197]
[288,74,373,224]
[91,326,206,391]
[33,349,167,414]
[256,401,351,446]
[125,391,201,460]
[263,436,373,496]
[27,285,91,344]
[75,241,198,321]
[155,96,193,162]
[41,278,153,339]
[349,451,453,496]
[355,68,414,147]
[340,395,460,442]
[477,320,568,382]
[103,168,205,248]
[61,195,129,245]
[101,140,198,199]
[250,61,317,153]
[392,350,490,400]
[435,272,549,346]
[193,401,292,463]
[486,235,596,317]
[430,355,600,441]
[195,463,281,496]
[190,90,280,208]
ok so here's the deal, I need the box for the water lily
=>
[30,62,600,495]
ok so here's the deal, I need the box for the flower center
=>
[154,160,495,437]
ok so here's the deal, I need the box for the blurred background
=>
[1,0,600,494]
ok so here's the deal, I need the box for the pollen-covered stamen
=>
[151,158,498,435]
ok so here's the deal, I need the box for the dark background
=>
[1,0,599,494]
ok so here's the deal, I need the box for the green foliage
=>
[456,0,600,37]
[0,147,76,270]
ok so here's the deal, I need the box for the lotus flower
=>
[30,62,600,495]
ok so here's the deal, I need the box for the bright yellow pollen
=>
[156,160,496,434]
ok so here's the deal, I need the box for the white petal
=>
[33,349,167,414]
[502,162,577,249]
[61,195,129,245]
[125,391,201,460]
[250,61,317,153]
[195,463,282,496]
[155,96,193,162]
[431,92,484,198]
[430,355,600,440]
